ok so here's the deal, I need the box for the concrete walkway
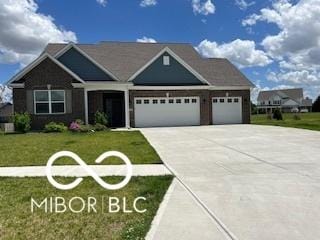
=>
[141,125,320,240]
[0,164,171,177]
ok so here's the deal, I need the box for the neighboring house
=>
[257,88,312,113]
[0,103,13,123]
[7,42,254,130]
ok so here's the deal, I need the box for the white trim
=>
[128,47,210,85]
[129,85,251,91]
[9,83,24,88]
[124,89,130,128]
[54,43,119,81]
[84,89,88,124]
[34,89,66,115]
[7,53,85,85]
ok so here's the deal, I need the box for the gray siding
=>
[58,48,113,81]
[133,53,205,86]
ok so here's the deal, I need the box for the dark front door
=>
[104,92,125,128]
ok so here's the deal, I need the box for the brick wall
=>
[12,58,85,130]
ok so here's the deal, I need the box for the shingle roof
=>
[257,88,304,102]
[44,42,254,87]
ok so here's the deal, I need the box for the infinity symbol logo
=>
[46,151,133,190]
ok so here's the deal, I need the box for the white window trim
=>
[34,90,66,115]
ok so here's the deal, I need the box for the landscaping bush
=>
[44,122,67,133]
[69,121,81,132]
[94,123,108,131]
[79,124,94,133]
[95,111,108,126]
[273,109,283,120]
[293,114,301,120]
[12,112,31,133]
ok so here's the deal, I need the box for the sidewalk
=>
[146,179,230,240]
[0,164,171,177]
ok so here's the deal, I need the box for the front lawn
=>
[251,112,320,131]
[0,131,161,167]
[0,176,172,240]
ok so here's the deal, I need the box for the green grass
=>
[251,112,320,131]
[0,131,161,167]
[0,176,172,240]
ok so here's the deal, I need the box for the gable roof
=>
[7,53,85,84]
[257,88,304,102]
[44,41,254,87]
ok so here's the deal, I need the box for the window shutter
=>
[66,90,72,113]
[26,90,34,114]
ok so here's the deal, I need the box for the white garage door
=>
[134,97,200,127]
[212,97,242,124]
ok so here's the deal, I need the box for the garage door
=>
[212,97,242,124]
[134,97,200,127]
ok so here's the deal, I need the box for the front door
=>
[104,92,125,128]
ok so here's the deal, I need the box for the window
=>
[234,98,239,103]
[184,99,190,104]
[192,98,197,103]
[34,90,65,114]
[176,99,181,104]
[144,99,149,104]
[212,98,218,103]
[152,99,158,104]
[160,99,166,104]
[219,98,225,103]
[169,99,174,104]
[163,56,170,66]
[227,98,232,103]
[136,99,142,104]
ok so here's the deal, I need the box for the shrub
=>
[12,112,31,133]
[69,121,81,132]
[94,123,108,131]
[79,124,94,133]
[75,119,84,125]
[44,122,67,133]
[95,111,108,126]
[273,109,283,120]
[293,114,301,120]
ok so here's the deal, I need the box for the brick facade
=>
[13,58,85,130]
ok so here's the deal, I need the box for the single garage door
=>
[212,97,242,124]
[134,97,200,127]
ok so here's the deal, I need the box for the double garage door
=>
[134,96,243,127]
[134,97,200,127]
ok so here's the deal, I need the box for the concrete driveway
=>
[141,125,320,240]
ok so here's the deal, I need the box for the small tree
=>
[95,111,108,126]
[273,108,283,120]
[312,95,320,112]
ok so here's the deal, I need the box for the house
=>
[257,88,312,113]
[7,42,254,129]
[0,103,13,123]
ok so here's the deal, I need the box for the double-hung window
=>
[34,90,65,114]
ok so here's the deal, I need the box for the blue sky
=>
[1,0,319,101]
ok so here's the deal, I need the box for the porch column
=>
[84,89,89,124]
[125,89,130,128]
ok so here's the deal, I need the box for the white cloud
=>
[140,0,157,7]
[192,0,215,15]
[267,70,320,85]
[0,84,12,103]
[96,0,107,7]
[196,39,272,68]
[235,0,255,10]
[0,0,77,67]
[136,36,157,43]
[243,0,320,67]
